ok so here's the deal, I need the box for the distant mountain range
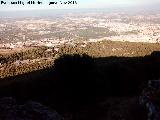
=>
[0,5,160,18]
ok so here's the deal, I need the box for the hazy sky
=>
[0,0,160,11]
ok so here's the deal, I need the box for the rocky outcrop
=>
[140,80,160,120]
[0,97,62,120]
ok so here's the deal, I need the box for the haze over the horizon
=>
[0,0,160,11]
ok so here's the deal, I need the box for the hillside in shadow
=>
[0,51,160,119]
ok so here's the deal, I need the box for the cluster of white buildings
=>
[1,14,160,49]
